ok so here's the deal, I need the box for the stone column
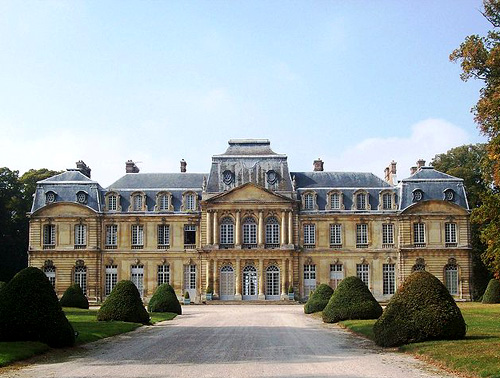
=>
[258,210,264,247]
[235,210,241,248]
[213,258,218,299]
[206,211,212,245]
[258,258,265,299]
[206,259,211,288]
[213,211,219,247]
[288,257,293,290]
[281,258,287,299]
[288,211,293,245]
[281,211,287,246]
[235,258,242,300]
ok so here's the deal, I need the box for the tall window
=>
[184,224,196,248]
[413,223,425,245]
[304,193,315,210]
[220,217,234,246]
[185,193,196,211]
[105,225,118,248]
[382,224,394,246]
[242,217,257,247]
[108,194,117,211]
[356,223,368,247]
[383,264,395,295]
[265,217,280,247]
[445,264,458,295]
[43,224,56,248]
[303,224,316,247]
[131,265,144,298]
[131,225,144,248]
[74,265,87,295]
[330,264,344,289]
[382,193,392,210]
[44,266,56,288]
[157,264,170,286]
[356,264,369,286]
[105,265,117,296]
[330,192,340,209]
[133,195,143,211]
[329,224,342,246]
[159,194,169,211]
[356,193,367,210]
[303,265,316,297]
[74,224,87,248]
[445,223,457,246]
[158,224,170,248]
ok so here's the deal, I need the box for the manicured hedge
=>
[148,284,182,315]
[97,280,150,324]
[60,284,89,309]
[0,267,75,348]
[304,284,334,314]
[482,279,500,304]
[373,271,466,347]
[322,276,382,323]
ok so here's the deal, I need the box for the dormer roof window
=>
[76,191,88,204]
[444,189,455,201]
[412,189,423,202]
[45,191,56,204]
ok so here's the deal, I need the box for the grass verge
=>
[0,308,177,367]
[340,302,500,378]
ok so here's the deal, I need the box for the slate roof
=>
[291,172,392,189]
[108,173,207,190]
[214,139,282,157]
[38,170,96,183]
[403,167,462,181]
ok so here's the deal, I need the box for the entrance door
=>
[242,265,258,300]
[183,264,196,300]
[265,265,280,300]
[220,265,235,300]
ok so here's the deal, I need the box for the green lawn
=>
[339,303,500,378]
[0,308,177,367]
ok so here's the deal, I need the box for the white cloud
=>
[324,118,471,180]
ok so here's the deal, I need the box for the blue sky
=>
[0,1,490,186]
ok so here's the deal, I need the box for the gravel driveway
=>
[2,305,458,378]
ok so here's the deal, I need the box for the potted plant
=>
[288,286,295,301]
[206,286,213,301]
[183,291,191,305]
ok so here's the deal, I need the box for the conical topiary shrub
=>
[148,284,182,315]
[304,284,334,314]
[322,276,382,323]
[97,280,150,324]
[60,284,89,309]
[0,267,75,348]
[373,271,466,347]
[482,279,500,304]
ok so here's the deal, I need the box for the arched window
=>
[382,193,392,210]
[356,193,367,210]
[43,266,56,288]
[330,192,341,209]
[220,217,235,247]
[242,217,257,248]
[265,217,280,248]
[106,191,120,211]
[159,194,169,211]
[304,193,315,210]
[412,264,426,272]
[130,192,146,212]
[74,265,87,295]
[183,192,197,211]
[445,264,458,295]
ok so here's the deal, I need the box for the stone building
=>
[27,139,472,303]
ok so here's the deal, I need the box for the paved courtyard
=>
[2,305,458,378]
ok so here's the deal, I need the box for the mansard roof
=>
[214,139,283,157]
[402,166,462,181]
[292,171,392,189]
[108,173,206,190]
[38,170,96,183]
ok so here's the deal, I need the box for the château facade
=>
[28,139,472,303]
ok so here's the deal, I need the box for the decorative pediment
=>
[205,182,294,204]
[401,200,468,215]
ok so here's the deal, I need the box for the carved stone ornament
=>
[386,256,392,263]
[266,170,278,185]
[305,257,313,265]
[75,259,85,267]
[135,258,141,265]
[44,259,54,267]
[162,258,167,265]
[108,258,114,265]
[333,258,339,264]
[360,257,367,264]
[416,257,425,265]
[448,257,457,265]
[222,170,233,185]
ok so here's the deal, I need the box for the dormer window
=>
[76,191,87,204]
[129,192,146,212]
[444,189,455,201]
[45,191,56,204]
[105,192,120,212]
[379,190,396,210]
[182,192,197,211]
[413,189,423,202]
[352,190,370,210]
[327,190,344,210]
[155,192,172,212]
[302,191,317,210]
[133,195,142,211]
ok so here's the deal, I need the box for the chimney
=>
[410,166,418,175]
[75,160,91,178]
[417,159,426,170]
[125,160,140,173]
[313,158,324,172]
[384,167,390,182]
[390,160,397,175]
[180,159,187,173]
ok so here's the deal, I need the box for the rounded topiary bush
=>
[97,280,150,324]
[322,276,382,323]
[148,284,182,315]
[304,284,334,314]
[373,271,466,347]
[482,279,500,304]
[0,267,75,348]
[60,284,89,309]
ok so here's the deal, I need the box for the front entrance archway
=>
[220,265,235,300]
[266,265,280,300]
[242,265,258,300]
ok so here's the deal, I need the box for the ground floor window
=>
[242,265,258,298]
[329,264,343,289]
[157,264,170,286]
[303,264,316,298]
[105,265,117,296]
[44,266,56,288]
[131,265,144,298]
[266,265,280,299]
[356,264,369,286]
[183,264,196,299]
[445,264,459,295]
[74,265,87,295]
[382,264,395,295]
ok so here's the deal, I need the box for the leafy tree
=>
[451,0,500,278]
